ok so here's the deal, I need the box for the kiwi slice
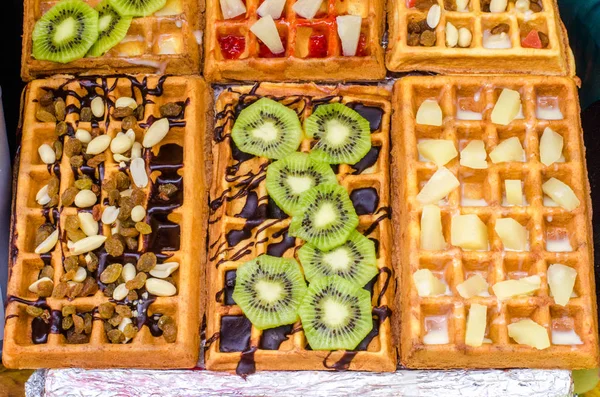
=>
[299,275,373,350]
[289,183,358,251]
[108,0,167,17]
[305,103,371,165]
[32,0,99,64]
[232,255,307,330]
[231,98,303,160]
[298,230,377,286]
[266,152,337,215]
[87,1,132,57]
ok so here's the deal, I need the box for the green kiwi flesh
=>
[32,0,99,63]
[87,0,132,57]
[298,230,377,286]
[266,152,337,215]
[232,255,307,330]
[288,183,359,251]
[305,103,371,165]
[231,98,303,160]
[299,275,373,350]
[108,0,167,17]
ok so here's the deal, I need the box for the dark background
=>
[1,0,599,312]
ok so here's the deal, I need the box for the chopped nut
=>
[54,98,66,121]
[36,108,56,123]
[160,102,183,117]
[91,97,105,118]
[26,306,44,317]
[100,263,123,284]
[74,189,97,208]
[55,121,68,136]
[80,107,92,122]
[137,252,157,272]
[105,235,125,257]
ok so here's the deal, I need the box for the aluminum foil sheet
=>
[27,368,573,397]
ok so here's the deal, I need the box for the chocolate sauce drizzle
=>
[7,296,62,344]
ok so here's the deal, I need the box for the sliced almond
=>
[70,235,107,255]
[131,205,146,222]
[112,283,129,301]
[73,266,87,283]
[35,230,59,254]
[111,134,134,154]
[74,190,97,208]
[29,277,53,294]
[145,278,177,297]
[445,21,458,47]
[122,263,137,283]
[78,212,99,236]
[130,158,148,188]
[149,262,180,279]
[91,97,105,118]
[427,4,441,28]
[115,97,138,110]
[131,142,143,159]
[36,185,51,206]
[458,27,472,47]
[102,206,120,225]
[38,144,56,164]
[86,135,112,155]
[113,154,131,162]
[142,118,170,148]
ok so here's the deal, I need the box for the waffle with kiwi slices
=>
[206,83,396,373]
[21,0,203,80]
[387,0,575,76]
[3,75,209,369]
[203,0,386,82]
[392,75,599,369]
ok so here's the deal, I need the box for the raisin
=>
[64,255,79,272]
[115,305,132,318]
[40,91,55,106]
[113,107,133,118]
[107,329,125,344]
[80,107,92,122]
[35,224,54,248]
[408,21,421,34]
[64,215,79,232]
[66,329,89,344]
[81,276,98,297]
[105,235,125,257]
[137,252,157,272]
[162,324,177,343]
[157,315,175,331]
[123,323,138,339]
[26,306,44,317]
[87,154,106,168]
[103,283,116,297]
[108,189,121,206]
[134,105,145,121]
[125,236,138,251]
[100,263,123,284]
[72,314,84,334]
[539,31,549,48]
[481,0,491,12]
[62,315,74,330]
[67,229,86,243]
[418,19,431,32]
[115,172,131,191]
[530,1,542,12]
[36,108,56,123]
[53,140,63,161]
[126,272,147,290]
[443,0,456,11]
[131,188,146,205]
[98,302,115,319]
[68,282,84,299]
[54,98,66,121]
[48,194,59,208]
[39,265,54,280]
[55,121,68,136]
[159,102,183,118]
[92,204,102,221]
[420,30,436,46]
[37,280,54,297]
[126,290,138,301]
[60,269,76,282]
[74,178,93,190]
[135,222,152,235]
[103,177,117,192]
[108,314,123,327]
[414,0,437,10]
[158,183,178,199]
[62,305,77,317]
[64,138,82,157]
[121,116,137,130]
[86,252,99,272]
[83,313,93,334]
[491,23,510,35]
[120,227,139,238]
[61,187,79,207]
[52,282,68,298]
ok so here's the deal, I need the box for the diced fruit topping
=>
[465,304,487,347]
[416,167,459,205]
[521,29,542,49]
[539,127,563,166]
[413,269,446,297]
[489,0,507,13]
[451,214,489,251]
[337,16,362,56]
[293,0,323,19]
[426,5,441,29]
[489,137,525,163]
[250,16,285,55]
[257,0,286,19]
[417,139,458,166]
[491,89,521,125]
[218,35,246,59]
[542,178,580,211]
[547,263,577,306]
[507,319,550,350]
[219,0,246,19]
[457,274,489,299]
[416,99,443,126]
[420,204,445,250]
[308,34,328,58]
[505,180,523,206]
[492,275,541,300]
[445,21,458,47]
[495,218,528,251]
[460,140,488,169]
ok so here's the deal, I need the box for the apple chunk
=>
[505,179,523,206]
[457,274,489,298]
[220,0,247,19]
[413,269,446,297]
[491,88,521,125]
[416,100,443,126]
[292,0,323,19]
[542,178,580,211]
[418,139,458,166]
[416,167,459,205]
[539,127,564,166]
[420,204,445,250]
[336,16,362,56]
[507,319,550,350]
[451,214,489,251]
[492,275,541,300]
[465,303,487,347]
[494,218,528,251]
[460,140,488,169]
[547,263,577,306]
[489,137,525,163]
[257,0,286,19]
[250,16,285,54]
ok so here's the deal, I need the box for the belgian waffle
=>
[386,0,575,76]
[3,75,209,368]
[206,83,396,373]
[392,75,599,369]
[21,0,203,81]
[203,0,386,82]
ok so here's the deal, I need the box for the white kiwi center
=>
[314,203,337,228]
[55,17,77,44]
[256,279,284,303]
[323,248,351,271]
[252,122,279,142]
[323,298,349,327]
[287,175,314,194]
[99,14,113,32]
[325,119,350,146]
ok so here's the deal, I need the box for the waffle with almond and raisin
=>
[387,0,575,76]
[3,75,209,369]
[21,0,203,80]
[205,83,396,373]
[392,75,599,369]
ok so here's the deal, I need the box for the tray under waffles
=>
[386,0,575,76]
[205,83,396,373]
[21,0,203,81]
[3,75,209,368]
[203,0,386,82]
[392,75,599,369]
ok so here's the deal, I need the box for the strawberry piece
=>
[308,34,328,58]
[218,35,246,59]
[406,0,417,7]
[521,29,542,49]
